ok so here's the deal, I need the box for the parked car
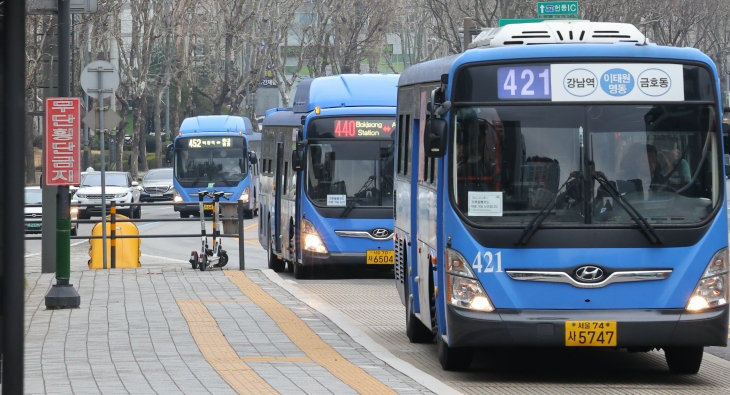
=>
[140,168,174,202]
[73,171,141,219]
[25,186,78,236]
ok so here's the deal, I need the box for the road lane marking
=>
[177,300,278,395]
[244,223,257,230]
[224,271,397,395]
[231,238,261,246]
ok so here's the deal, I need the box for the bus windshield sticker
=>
[327,194,346,206]
[550,63,684,102]
[468,191,503,217]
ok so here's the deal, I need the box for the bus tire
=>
[268,242,285,272]
[244,209,253,219]
[293,262,311,280]
[664,346,704,374]
[437,333,473,371]
[180,211,191,219]
[405,273,434,344]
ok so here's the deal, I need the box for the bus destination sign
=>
[333,118,396,138]
[179,137,238,149]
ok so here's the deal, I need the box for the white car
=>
[25,186,78,236]
[73,171,141,219]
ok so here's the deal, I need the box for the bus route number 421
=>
[472,251,503,273]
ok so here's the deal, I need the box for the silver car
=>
[140,168,174,202]
[25,186,78,236]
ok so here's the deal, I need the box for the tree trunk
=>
[154,89,163,168]
[25,113,36,185]
[131,104,143,177]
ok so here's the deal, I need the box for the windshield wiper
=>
[340,176,375,218]
[592,171,663,244]
[515,171,582,245]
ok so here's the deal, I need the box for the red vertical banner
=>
[44,97,81,186]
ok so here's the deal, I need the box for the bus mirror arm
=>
[248,150,258,165]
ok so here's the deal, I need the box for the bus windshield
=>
[452,104,720,226]
[174,136,248,188]
[306,140,394,208]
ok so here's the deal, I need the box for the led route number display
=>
[334,118,395,138]
[179,137,239,149]
[308,117,396,139]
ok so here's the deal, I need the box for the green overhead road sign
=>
[537,1,579,16]
[498,18,579,26]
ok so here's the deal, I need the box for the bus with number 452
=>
[394,20,729,374]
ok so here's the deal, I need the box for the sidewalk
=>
[23,244,435,394]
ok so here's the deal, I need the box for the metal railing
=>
[24,200,248,270]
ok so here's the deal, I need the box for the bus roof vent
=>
[468,21,646,49]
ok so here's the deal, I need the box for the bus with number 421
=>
[259,74,398,279]
[394,20,729,374]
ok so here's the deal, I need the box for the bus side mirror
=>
[248,151,258,164]
[292,149,304,171]
[723,122,730,135]
[424,118,448,158]
[165,143,173,164]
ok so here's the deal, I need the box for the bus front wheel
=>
[664,346,703,374]
[293,262,311,280]
[268,241,285,272]
[405,274,433,344]
[437,333,473,371]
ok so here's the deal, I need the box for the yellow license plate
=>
[565,321,617,346]
[366,250,394,265]
[204,204,214,211]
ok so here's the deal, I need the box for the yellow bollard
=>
[88,214,141,269]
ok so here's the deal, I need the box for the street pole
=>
[2,0,27,390]
[45,0,81,309]
[99,68,108,269]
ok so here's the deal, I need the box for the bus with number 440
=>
[394,20,729,374]
[259,74,398,279]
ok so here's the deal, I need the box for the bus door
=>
[274,141,284,253]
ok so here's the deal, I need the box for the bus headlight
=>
[445,248,494,312]
[239,187,250,204]
[173,188,183,203]
[686,248,729,312]
[302,219,328,254]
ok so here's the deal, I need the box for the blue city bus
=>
[394,21,729,374]
[170,115,258,218]
[259,75,398,279]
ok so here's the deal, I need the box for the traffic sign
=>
[537,1,579,16]
[499,18,579,26]
[82,108,122,130]
[45,98,81,186]
[79,60,119,99]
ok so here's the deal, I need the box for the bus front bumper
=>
[302,251,374,266]
[445,304,728,348]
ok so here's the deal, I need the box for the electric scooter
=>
[189,190,229,271]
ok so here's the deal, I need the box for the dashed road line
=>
[225,271,397,395]
[177,300,278,395]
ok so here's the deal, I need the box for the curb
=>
[259,268,462,395]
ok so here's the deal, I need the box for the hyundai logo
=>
[575,266,605,282]
[371,228,391,238]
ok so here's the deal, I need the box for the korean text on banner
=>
[44,98,81,186]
